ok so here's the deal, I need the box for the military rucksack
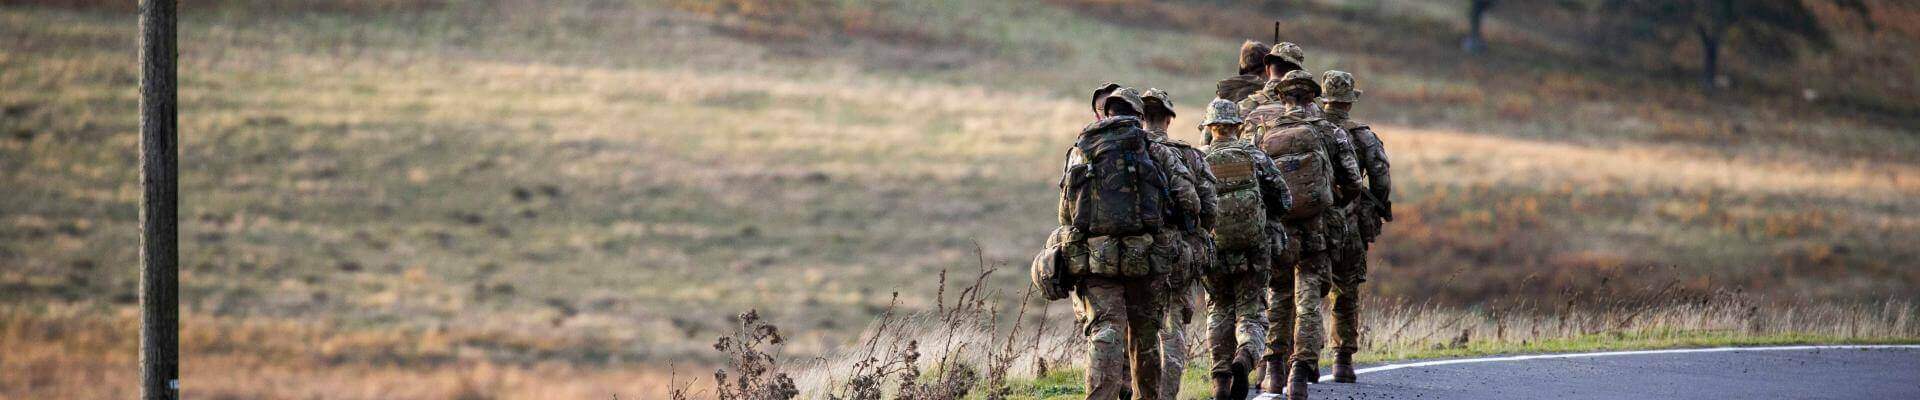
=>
[1249,106,1334,220]
[1062,117,1168,237]
[1205,139,1267,251]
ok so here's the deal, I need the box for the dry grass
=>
[1359,295,1920,365]
[0,304,685,399]
[679,264,1917,399]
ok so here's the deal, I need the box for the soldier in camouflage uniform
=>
[1317,71,1391,383]
[1244,70,1365,400]
[1211,40,1269,146]
[1140,88,1218,400]
[1197,98,1294,400]
[1235,42,1308,114]
[1216,41,1272,103]
[1060,84,1205,400]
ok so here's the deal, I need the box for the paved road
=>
[1255,345,1920,400]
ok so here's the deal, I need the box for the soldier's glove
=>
[1380,201,1394,222]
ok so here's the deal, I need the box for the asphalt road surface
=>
[1253,345,1920,400]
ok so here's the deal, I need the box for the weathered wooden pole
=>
[138,0,179,399]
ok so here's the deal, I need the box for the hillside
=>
[2,0,1916,398]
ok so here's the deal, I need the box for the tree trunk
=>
[1464,0,1494,54]
[1696,27,1720,93]
[138,1,180,399]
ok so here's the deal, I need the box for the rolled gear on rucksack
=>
[1033,226,1086,301]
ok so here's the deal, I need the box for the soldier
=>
[1140,88,1217,400]
[1059,83,1204,400]
[1237,42,1308,114]
[1317,71,1392,383]
[1244,70,1364,400]
[1198,98,1294,400]
[1216,40,1272,104]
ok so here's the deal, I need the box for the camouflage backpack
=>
[1250,105,1334,220]
[1063,116,1168,237]
[1205,139,1267,251]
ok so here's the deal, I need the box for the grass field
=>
[2,0,1917,398]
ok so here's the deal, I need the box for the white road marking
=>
[1321,344,1920,381]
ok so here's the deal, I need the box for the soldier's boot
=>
[1282,360,1313,400]
[1211,373,1235,400]
[1331,352,1357,383]
[1307,363,1320,384]
[1229,353,1254,399]
[1259,357,1288,394]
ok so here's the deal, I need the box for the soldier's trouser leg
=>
[1258,261,1295,393]
[1159,282,1192,400]
[1205,271,1268,375]
[1291,251,1330,365]
[1263,267,1294,364]
[1081,278,1130,400]
[1329,255,1364,355]
[1127,278,1166,400]
[1083,277,1164,400]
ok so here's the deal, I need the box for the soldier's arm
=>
[1152,145,1202,219]
[1323,124,1366,196]
[1259,153,1291,251]
[1188,148,1220,231]
[1353,127,1391,202]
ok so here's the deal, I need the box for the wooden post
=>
[138,1,179,399]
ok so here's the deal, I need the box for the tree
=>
[1605,0,1850,93]
[1463,0,1496,54]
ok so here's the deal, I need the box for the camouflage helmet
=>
[1278,70,1320,98]
[1090,82,1123,114]
[1201,98,1243,126]
[1142,88,1176,118]
[1320,70,1361,103]
[1238,40,1272,75]
[1265,42,1306,72]
[1098,86,1147,116]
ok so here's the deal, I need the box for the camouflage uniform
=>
[1059,85,1203,400]
[1196,99,1294,400]
[1244,71,1364,396]
[1319,71,1390,370]
[1141,89,1216,400]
